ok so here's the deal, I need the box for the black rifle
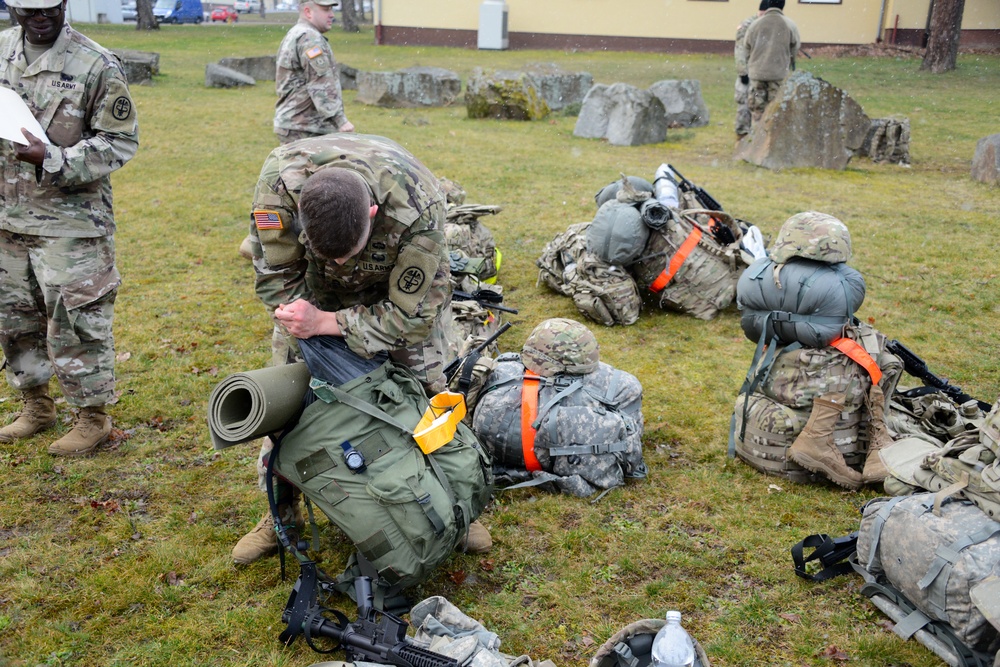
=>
[886,339,991,411]
[453,288,519,314]
[281,572,459,667]
[444,320,513,379]
[666,164,724,212]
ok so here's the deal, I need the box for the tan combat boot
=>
[0,385,57,443]
[48,406,112,456]
[458,519,492,554]
[788,393,862,490]
[862,385,893,485]
[233,492,302,565]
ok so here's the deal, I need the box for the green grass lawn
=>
[1,22,998,667]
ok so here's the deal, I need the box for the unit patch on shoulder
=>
[306,46,324,59]
[254,210,283,230]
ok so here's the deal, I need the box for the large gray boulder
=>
[218,56,277,82]
[340,64,359,91]
[205,63,256,89]
[573,83,667,146]
[971,134,1000,185]
[735,71,870,170]
[523,62,593,112]
[465,68,550,120]
[114,49,159,85]
[648,79,709,128]
[358,66,461,108]
[861,116,911,165]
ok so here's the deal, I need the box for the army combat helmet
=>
[769,211,853,264]
[589,619,712,667]
[522,318,599,377]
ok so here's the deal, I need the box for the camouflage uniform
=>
[734,15,757,136]
[743,7,800,122]
[0,23,138,406]
[249,133,459,490]
[273,19,348,143]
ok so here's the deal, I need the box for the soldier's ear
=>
[369,204,378,219]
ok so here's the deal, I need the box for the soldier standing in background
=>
[0,0,138,456]
[743,0,800,125]
[734,3,765,138]
[273,0,354,143]
[232,133,492,564]
[239,0,355,260]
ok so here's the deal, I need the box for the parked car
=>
[233,0,258,13]
[153,0,204,22]
[121,2,137,20]
[210,5,237,21]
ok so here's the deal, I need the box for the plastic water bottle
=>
[651,611,695,667]
[653,163,680,209]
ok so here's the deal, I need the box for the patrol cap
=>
[6,0,63,9]
[300,0,339,5]
[769,211,853,264]
[521,318,599,378]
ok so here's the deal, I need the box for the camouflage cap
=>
[6,0,63,8]
[522,318,599,377]
[769,211,853,264]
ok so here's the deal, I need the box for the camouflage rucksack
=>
[855,493,1000,659]
[629,209,747,320]
[537,221,642,327]
[731,322,903,484]
[445,204,502,290]
[472,319,647,497]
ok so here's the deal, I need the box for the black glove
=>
[740,74,750,85]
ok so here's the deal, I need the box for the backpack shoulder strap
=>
[830,337,883,385]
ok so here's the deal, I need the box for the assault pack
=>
[268,335,494,609]
[471,319,647,498]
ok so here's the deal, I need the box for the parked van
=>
[153,0,204,23]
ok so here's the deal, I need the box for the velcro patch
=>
[306,46,323,59]
[254,210,283,230]
[388,242,441,317]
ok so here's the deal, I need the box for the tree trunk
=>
[259,0,266,19]
[920,0,965,73]
[136,0,159,30]
[341,0,359,33]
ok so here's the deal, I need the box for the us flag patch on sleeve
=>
[306,46,323,59]
[254,210,283,230]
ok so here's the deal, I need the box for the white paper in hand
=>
[0,86,50,145]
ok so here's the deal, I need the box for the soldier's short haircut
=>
[299,168,372,261]
[766,0,785,8]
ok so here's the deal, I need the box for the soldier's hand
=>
[339,120,355,133]
[275,299,342,338]
[14,128,46,166]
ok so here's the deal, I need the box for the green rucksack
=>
[272,345,493,606]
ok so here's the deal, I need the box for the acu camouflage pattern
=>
[733,322,903,483]
[0,24,138,237]
[521,318,599,378]
[473,355,646,497]
[250,134,457,392]
[629,210,747,320]
[857,493,1000,652]
[769,212,853,265]
[886,389,985,444]
[274,20,348,136]
[0,233,119,406]
[536,222,642,327]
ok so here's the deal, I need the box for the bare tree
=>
[920,0,966,73]
[341,0,359,33]
[136,0,159,30]
[259,0,266,19]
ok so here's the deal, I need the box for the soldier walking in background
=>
[232,133,492,564]
[743,0,800,125]
[0,0,138,456]
[734,3,765,137]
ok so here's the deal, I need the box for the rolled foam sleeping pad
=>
[207,362,311,450]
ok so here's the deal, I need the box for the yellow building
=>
[372,0,1000,51]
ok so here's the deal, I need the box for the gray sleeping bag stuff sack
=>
[472,354,647,498]
[855,494,1000,666]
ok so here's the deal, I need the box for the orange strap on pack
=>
[520,376,543,472]
[650,226,703,293]
[830,337,883,385]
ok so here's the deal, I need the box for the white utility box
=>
[478,0,509,50]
